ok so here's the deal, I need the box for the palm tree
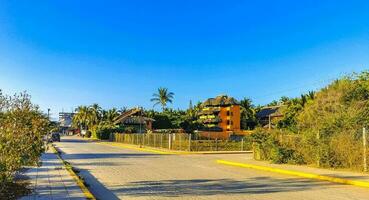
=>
[239,98,257,130]
[150,87,174,111]
[89,103,102,127]
[103,108,120,124]
[118,106,127,114]
[73,106,90,131]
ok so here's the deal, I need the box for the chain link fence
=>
[253,128,369,172]
[110,133,253,152]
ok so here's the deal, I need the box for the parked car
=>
[50,132,61,142]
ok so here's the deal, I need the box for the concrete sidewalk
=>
[20,149,86,200]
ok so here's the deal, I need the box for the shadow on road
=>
[112,177,334,197]
[78,170,120,200]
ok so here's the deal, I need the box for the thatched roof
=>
[202,95,239,107]
[256,106,284,118]
[123,116,155,125]
[114,107,154,125]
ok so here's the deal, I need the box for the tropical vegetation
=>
[150,87,174,111]
[0,91,50,196]
[253,71,369,171]
[72,104,121,139]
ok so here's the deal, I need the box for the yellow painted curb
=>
[217,160,369,188]
[97,141,252,155]
[51,145,96,200]
[98,142,177,155]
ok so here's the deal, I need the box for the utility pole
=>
[139,107,142,134]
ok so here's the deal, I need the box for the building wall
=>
[218,105,240,132]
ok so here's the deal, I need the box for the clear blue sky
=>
[0,1,368,119]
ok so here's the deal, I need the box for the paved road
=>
[55,136,369,200]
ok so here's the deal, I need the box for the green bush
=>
[0,91,49,190]
[93,125,124,140]
[124,126,137,133]
[252,129,305,165]
[85,131,92,138]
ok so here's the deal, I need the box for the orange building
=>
[198,95,241,139]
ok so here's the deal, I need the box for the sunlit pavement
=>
[20,147,86,200]
[55,136,369,200]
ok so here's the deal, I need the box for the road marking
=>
[216,160,369,188]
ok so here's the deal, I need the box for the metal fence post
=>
[168,134,172,150]
[179,134,182,151]
[161,134,163,148]
[216,138,218,151]
[147,134,150,147]
[188,134,192,152]
[241,138,244,151]
[153,134,156,148]
[364,127,367,172]
[316,130,320,167]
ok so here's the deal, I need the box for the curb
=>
[98,142,176,155]
[98,141,251,155]
[51,145,96,200]
[216,160,369,188]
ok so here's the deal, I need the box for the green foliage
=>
[252,129,305,165]
[93,124,123,140]
[0,91,49,188]
[255,71,369,170]
[123,126,137,133]
[146,107,202,133]
[150,87,174,111]
[277,92,315,131]
[239,98,258,130]
[73,104,120,138]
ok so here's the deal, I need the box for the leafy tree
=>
[102,108,120,124]
[72,106,90,130]
[239,98,257,130]
[275,91,315,131]
[0,91,49,188]
[150,87,174,111]
[255,71,369,169]
[89,103,102,126]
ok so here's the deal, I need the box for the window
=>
[227,111,230,116]
[227,120,230,125]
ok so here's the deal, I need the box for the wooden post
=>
[364,128,367,172]
[268,115,271,130]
